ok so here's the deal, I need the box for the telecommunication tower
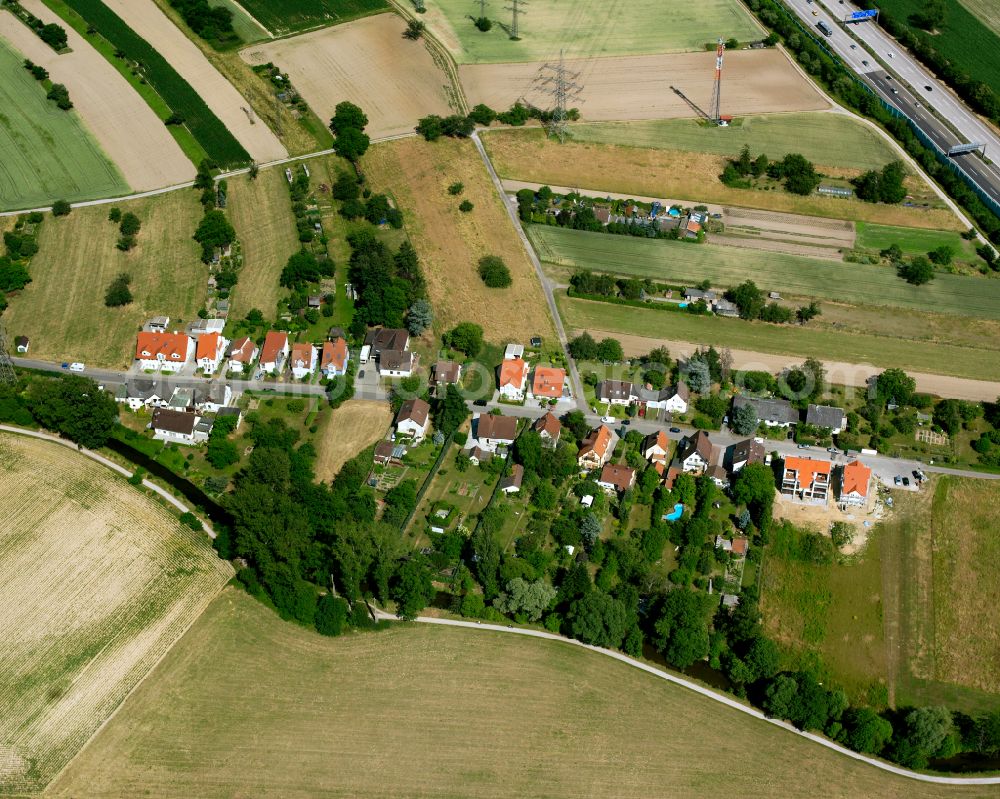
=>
[532,50,582,142]
[709,37,725,125]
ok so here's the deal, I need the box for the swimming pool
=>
[662,503,684,522]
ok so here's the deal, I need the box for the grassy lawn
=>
[0,36,129,211]
[534,225,1000,320]
[423,0,761,63]
[363,137,556,344]
[558,294,1000,382]
[855,222,979,262]
[874,0,1000,95]
[880,478,1000,714]
[226,170,300,319]
[958,0,1000,37]
[4,191,205,367]
[313,400,392,483]
[568,113,901,171]
[47,587,999,798]
[761,522,889,705]
[0,432,232,794]
[236,0,387,36]
[483,128,960,230]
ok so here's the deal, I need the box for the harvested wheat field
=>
[363,137,555,342]
[0,433,232,795]
[3,192,205,367]
[226,170,299,318]
[48,588,996,799]
[485,129,961,229]
[240,14,454,140]
[2,0,193,191]
[461,48,828,123]
[314,400,392,482]
[101,0,287,163]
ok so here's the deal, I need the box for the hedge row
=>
[64,0,249,167]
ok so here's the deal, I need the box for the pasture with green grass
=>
[569,113,901,171]
[0,37,128,210]
[855,222,978,262]
[236,0,388,36]
[208,0,270,43]
[532,225,1000,320]
[559,294,1000,381]
[60,0,250,167]
[424,0,762,63]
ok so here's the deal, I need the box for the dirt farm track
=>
[460,48,830,122]
[0,0,193,190]
[241,14,454,140]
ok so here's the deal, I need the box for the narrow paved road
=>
[471,130,588,412]
[0,425,216,537]
[373,612,1000,786]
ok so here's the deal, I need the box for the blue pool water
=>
[662,503,684,522]
[678,302,688,309]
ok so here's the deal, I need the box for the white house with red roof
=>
[498,358,528,401]
[135,331,194,373]
[321,338,349,378]
[227,336,258,374]
[196,332,228,375]
[260,332,290,375]
[838,460,872,508]
[290,342,318,380]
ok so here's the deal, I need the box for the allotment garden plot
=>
[422,0,762,63]
[240,14,453,139]
[0,433,232,794]
[0,36,127,210]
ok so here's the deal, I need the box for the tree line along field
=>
[235,0,387,36]
[0,433,233,794]
[531,225,1000,320]
[56,0,250,167]
[482,129,960,230]
[46,589,999,799]
[362,137,556,343]
[873,0,1000,95]
[558,294,1000,383]
[0,36,128,210]
[567,113,903,172]
[3,191,205,367]
[422,0,763,64]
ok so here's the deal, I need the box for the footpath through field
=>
[375,611,1000,786]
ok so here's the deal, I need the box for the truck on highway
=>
[816,20,833,36]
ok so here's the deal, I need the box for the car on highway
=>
[669,427,681,433]
[862,59,869,66]
[887,51,894,58]
[850,43,856,49]
[924,85,933,91]
[891,88,898,94]
[812,9,818,14]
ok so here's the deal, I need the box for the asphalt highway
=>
[782,0,1000,206]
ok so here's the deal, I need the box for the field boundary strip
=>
[383,613,1000,785]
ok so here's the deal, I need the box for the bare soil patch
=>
[240,14,454,140]
[462,48,828,122]
[363,136,555,342]
[314,400,392,482]
[3,0,192,190]
[0,432,232,794]
[102,0,287,162]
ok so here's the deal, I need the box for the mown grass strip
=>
[59,0,249,167]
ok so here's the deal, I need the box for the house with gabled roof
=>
[151,408,208,445]
[530,366,567,401]
[596,379,635,406]
[498,358,528,401]
[227,336,258,374]
[396,398,430,441]
[430,360,462,393]
[598,463,636,495]
[196,332,228,376]
[642,430,670,464]
[364,328,409,356]
[578,425,616,469]
[727,437,766,473]
[260,332,290,375]
[806,404,848,434]
[838,459,871,507]
[500,464,524,494]
[732,395,799,428]
[534,412,561,447]
[290,342,318,380]
[782,456,832,502]
[379,349,415,378]
[471,413,517,451]
[637,382,689,414]
[135,332,194,373]
[677,430,714,474]
[321,338,349,378]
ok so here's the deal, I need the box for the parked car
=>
[601,415,615,424]
[902,477,910,487]
[798,444,811,449]
[61,362,69,369]
[894,475,903,486]
[69,362,85,372]
[827,447,839,453]
[357,369,366,378]
[669,427,681,433]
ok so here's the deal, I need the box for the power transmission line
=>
[532,50,583,142]
[474,0,487,20]
[709,37,725,124]
[504,0,526,40]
